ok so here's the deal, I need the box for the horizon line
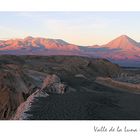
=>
[0,34,139,46]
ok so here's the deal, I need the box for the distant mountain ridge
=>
[0,35,140,66]
[0,37,80,51]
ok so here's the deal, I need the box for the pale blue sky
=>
[0,12,140,45]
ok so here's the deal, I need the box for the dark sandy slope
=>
[25,76,140,120]
[0,55,140,120]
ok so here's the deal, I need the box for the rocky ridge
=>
[13,74,66,120]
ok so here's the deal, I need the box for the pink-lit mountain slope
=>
[90,35,140,61]
[0,36,80,52]
[0,35,140,66]
[104,35,140,50]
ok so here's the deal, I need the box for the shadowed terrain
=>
[25,75,140,120]
[0,55,140,120]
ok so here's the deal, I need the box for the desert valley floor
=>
[0,55,140,120]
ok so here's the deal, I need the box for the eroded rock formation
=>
[41,74,66,94]
[13,74,67,120]
[0,55,122,120]
[13,89,49,120]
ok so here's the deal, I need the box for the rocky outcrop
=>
[41,74,66,94]
[0,69,27,119]
[13,89,49,120]
[95,77,140,94]
[75,74,87,79]
[13,74,67,120]
[0,64,45,119]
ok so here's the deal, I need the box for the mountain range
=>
[0,35,140,67]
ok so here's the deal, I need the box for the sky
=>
[0,12,140,45]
